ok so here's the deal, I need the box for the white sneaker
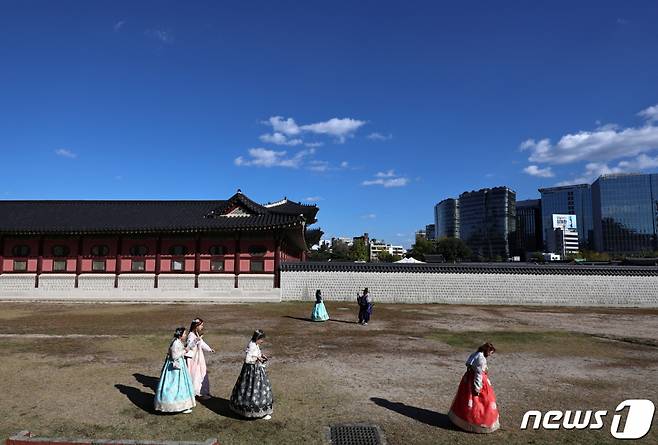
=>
[182,409,192,414]
[263,414,272,420]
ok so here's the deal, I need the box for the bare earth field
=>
[0,302,657,445]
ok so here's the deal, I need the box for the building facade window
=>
[209,245,226,255]
[169,245,188,255]
[171,259,185,271]
[210,260,224,271]
[129,245,149,256]
[12,245,30,257]
[52,245,70,257]
[91,245,110,256]
[131,260,146,271]
[92,260,106,272]
[248,245,267,256]
[250,259,264,272]
[13,260,27,271]
[53,259,67,271]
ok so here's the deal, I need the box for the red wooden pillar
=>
[194,235,201,288]
[0,235,4,274]
[75,236,83,288]
[115,237,122,288]
[36,236,44,288]
[155,236,162,288]
[234,233,241,288]
[273,234,281,288]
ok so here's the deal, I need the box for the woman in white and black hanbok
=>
[229,329,273,419]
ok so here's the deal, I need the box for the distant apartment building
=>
[592,173,658,253]
[425,224,436,241]
[415,230,426,241]
[547,214,580,257]
[515,199,542,257]
[538,184,592,250]
[458,186,516,259]
[369,240,405,261]
[434,198,460,239]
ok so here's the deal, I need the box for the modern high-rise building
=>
[538,184,593,250]
[458,186,516,259]
[592,173,658,253]
[425,224,436,241]
[515,199,542,257]
[548,214,580,257]
[434,198,460,239]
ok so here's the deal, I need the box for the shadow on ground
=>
[370,397,458,430]
[283,315,357,325]
[198,396,245,420]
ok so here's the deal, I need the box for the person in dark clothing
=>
[357,287,373,325]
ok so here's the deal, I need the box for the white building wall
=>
[281,271,658,307]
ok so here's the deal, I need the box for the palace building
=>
[0,190,321,293]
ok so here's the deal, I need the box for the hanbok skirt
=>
[448,369,500,433]
[154,356,196,412]
[311,301,329,321]
[186,348,210,397]
[229,362,274,418]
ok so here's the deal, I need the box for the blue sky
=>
[1,1,658,247]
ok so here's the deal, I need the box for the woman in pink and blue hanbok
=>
[154,327,197,413]
[185,318,215,400]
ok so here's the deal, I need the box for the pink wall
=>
[1,234,298,274]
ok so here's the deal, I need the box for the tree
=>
[435,237,471,263]
[349,238,369,262]
[408,238,435,261]
[330,240,352,261]
[377,251,396,262]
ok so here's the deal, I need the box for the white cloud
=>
[520,104,658,166]
[304,142,324,148]
[340,161,349,168]
[638,104,658,122]
[234,148,312,168]
[367,132,392,141]
[259,132,303,146]
[145,29,174,44]
[555,154,658,186]
[304,196,323,202]
[262,116,366,143]
[361,213,377,219]
[113,20,126,32]
[362,169,409,187]
[523,165,555,178]
[301,118,366,142]
[308,160,330,172]
[264,116,301,136]
[375,170,396,178]
[55,149,77,159]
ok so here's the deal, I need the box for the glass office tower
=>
[515,199,543,257]
[592,173,658,253]
[458,187,516,259]
[434,198,460,239]
[538,184,593,250]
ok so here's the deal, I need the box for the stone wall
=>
[280,262,658,307]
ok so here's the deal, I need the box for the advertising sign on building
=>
[552,214,577,230]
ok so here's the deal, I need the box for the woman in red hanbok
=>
[448,342,500,433]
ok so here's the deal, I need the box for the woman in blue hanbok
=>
[154,327,197,413]
[311,289,329,321]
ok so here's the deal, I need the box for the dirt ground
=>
[0,302,656,445]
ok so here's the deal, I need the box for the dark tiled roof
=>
[0,192,309,235]
[281,261,658,276]
[265,199,319,223]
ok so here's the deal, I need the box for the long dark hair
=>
[315,289,322,303]
[251,329,266,342]
[173,327,186,339]
[477,342,496,356]
[189,317,204,335]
